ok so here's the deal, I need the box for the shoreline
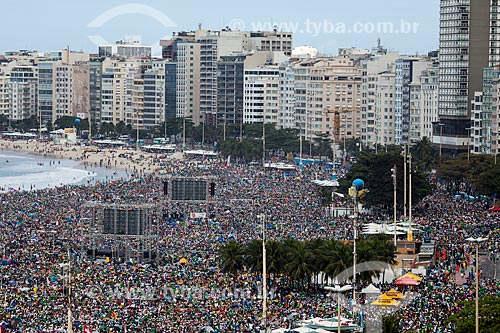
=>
[0,139,169,177]
[0,139,184,192]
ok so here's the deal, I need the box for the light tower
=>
[350,178,364,305]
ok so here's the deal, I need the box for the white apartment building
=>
[0,75,10,120]
[394,58,432,145]
[471,91,483,154]
[37,51,90,124]
[293,57,363,144]
[361,52,399,148]
[176,42,201,124]
[374,72,396,148]
[100,57,147,125]
[99,40,152,58]
[409,67,439,144]
[278,62,295,129]
[9,65,38,121]
[244,66,280,126]
[143,60,166,130]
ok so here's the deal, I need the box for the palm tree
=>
[305,238,326,286]
[410,137,437,173]
[356,237,396,284]
[382,315,400,333]
[318,239,352,284]
[283,239,313,288]
[244,240,263,274]
[219,241,244,287]
[266,240,284,278]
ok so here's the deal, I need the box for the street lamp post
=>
[466,127,471,161]
[261,214,268,331]
[466,236,488,333]
[183,115,186,150]
[438,123,445,165]
[403,145,407,222]
[351,179,364,306]
[262,121,266,168]
[136,112,140,151]
[391,165,397,247]
[240,112,243,142]
[408,154,413,241]
[324,285,353,333]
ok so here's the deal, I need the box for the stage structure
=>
[163,176,217,202]
[162,176,217,218]
[81,202,161,262]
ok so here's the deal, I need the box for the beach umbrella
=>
[385,288,405,299]
[394,276,420,286]
[397,272,422,282]
[371,293,400,306]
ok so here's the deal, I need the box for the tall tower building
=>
[436,0,491,151]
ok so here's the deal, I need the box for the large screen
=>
[167,178,210,201]
[103,208,147,235]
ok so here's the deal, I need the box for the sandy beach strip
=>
[0,139,178,177]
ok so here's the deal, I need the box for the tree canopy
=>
[339,151,432,209]
[446,296,500,333]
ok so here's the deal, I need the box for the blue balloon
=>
[74,118,81,124]
[352,178,364,190]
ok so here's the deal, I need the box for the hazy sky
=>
[1,0,439,55]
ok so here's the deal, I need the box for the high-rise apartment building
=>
[217,55,245,130]
[176,42,201,124]
[143,60,166,130]
[293,57,363,144]
[89,57,104,125]
[165,28,292,125]
[278,61,296,129]
[481,66,500,154]
[361,52,399,148]
[394,57,432,145]
[436,0,491,150]
[99,40,152,58]
[9,65,38,121]
[408,65,439,144]
[37,51,90,125]
[374,72,396,148]
[0,75,10,120]
[100,57,147,125]
[244,66,280,126]
[165,62,177,120]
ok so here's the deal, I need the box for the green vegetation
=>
[446,296,500,333]
[219,236,396,289]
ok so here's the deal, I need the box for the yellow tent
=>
[397,272,422,282]
[179,257,189,264]
[371,294,400,306]
[385,288,405,299]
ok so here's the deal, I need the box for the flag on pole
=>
[83,325,92,333]
[226,155,231,167]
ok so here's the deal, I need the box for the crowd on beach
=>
[0,139,499,332]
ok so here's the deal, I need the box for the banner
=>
[189,212,206,219]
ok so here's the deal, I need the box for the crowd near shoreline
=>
[0,138,498,332]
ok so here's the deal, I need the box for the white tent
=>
[312,180,339,187]
[361,283,381,294]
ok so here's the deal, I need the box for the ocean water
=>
[0,151,126,192]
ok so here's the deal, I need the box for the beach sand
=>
[0,139,182,177]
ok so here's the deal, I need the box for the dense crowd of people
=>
[0,147,498,332]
